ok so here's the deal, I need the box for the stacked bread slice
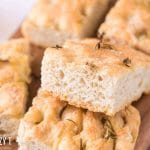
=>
[0,39,31,140]
[41,38,150,115]
[17,0,150,149]
[18,37,149,150]
[18,89,140,150]
[22,0,110,47]
[98,0,150,54]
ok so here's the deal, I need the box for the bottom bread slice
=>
[0,82,27,140]
[17,89,140,150]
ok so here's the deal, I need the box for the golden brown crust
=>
[18,89,140,150]
[0,39,31,139]
[0,38,31,84]
[22,0,110,47]
[0,82,27,117]
[99,0,150,54]
[25,0,108,33]
[62,38,150,67]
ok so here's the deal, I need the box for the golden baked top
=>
[20,89,140,150]
[44,38,150,76]
[25,0,109,36]
[0,39,31,118]
[0,82,27,117]
[0,38,31,84]
[99,0,150,54]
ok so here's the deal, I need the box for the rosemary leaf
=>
[95,42,101,50]
[123,58,131,67]
[66,119,77,125]
[52,45,62,49]
[80,138,86,150]
[102,117,117,140]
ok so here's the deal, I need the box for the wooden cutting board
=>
[0,30,150,150]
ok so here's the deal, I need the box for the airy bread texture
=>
[98,0,150,54]
[0,39,31,140]
[22,0,110,47]
[41,38,150,115]
[17,89,140,150]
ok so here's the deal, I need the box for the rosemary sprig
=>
[66,119,77,125]
[95,42,114,50]
[102,117,117,140]
[101,43,114,50]
[95,32,114,50]
[80,138,86,150]
[123,58,131,67]
[52,45,62,49]
[97,32,105,42]
[95,42,101,50]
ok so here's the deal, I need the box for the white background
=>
[0,0,35,43]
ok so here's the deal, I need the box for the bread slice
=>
[17,89,140,150]
[98,0,150,54]
[0,82,27,140]
[0,39,31,140]
[22,0,110,47]
[41,38,150,115]
[0,38,31,84]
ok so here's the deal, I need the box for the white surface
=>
[0,0,35,43]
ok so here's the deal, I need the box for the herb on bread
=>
[95,42,101,50]
[67,119,79,134]
[102,117,117,140]
[80,138,86,150]
[97,32,105,41]
[85,62,97,71]
[96,32,114,50]
[52,45,62,49]
[123,58,131,67]
[95,32,105,50]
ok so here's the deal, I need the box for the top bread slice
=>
[0,39,31,140]
[22,0,110,47]
[41,38,150,115]
[98,0,150,54]
[17,89,140,150]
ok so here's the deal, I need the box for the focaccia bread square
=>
[22,0,110,47]
[0,38,31,85]
[0,39,31,140]
[41,38,150,115]
[0,82,28,140]
[98,0,150,54]
[17,89,140,150]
